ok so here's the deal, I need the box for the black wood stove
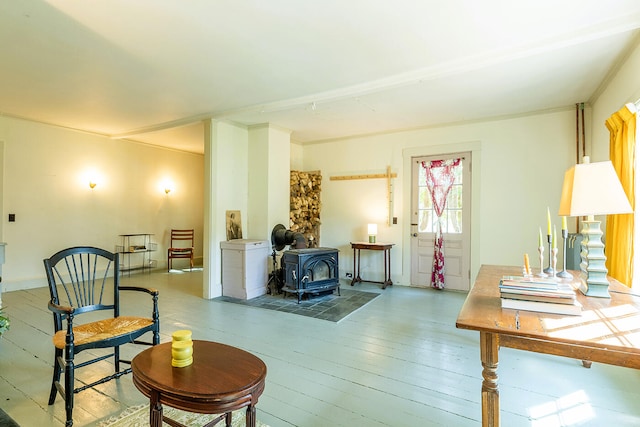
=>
[281,247,340,303]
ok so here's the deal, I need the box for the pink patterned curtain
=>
[421,158,461,289]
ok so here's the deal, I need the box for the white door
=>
[410,153,471,291]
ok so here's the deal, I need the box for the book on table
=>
[500,297,582,316]
[499,275,581,315]
[499,282,577,303]
[499,275,560,290]
[500,291,576,305]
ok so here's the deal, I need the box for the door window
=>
[417,162,463,234]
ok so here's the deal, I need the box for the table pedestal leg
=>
[245,404,256,427]
[150,390,163,427]
[480,332,500,427]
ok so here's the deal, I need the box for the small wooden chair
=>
[44,246,159,426]
[168,229,195,271]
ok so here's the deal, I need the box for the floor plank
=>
[1,270,640,426]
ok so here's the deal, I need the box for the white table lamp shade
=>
[558,161,632,217]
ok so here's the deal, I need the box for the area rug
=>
[96,404,269,427]
[217,287,380,322]
[0,407,19,427]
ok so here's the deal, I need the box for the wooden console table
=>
[456,265,640,427]
[132,340,267,427]
[350,242,394,289]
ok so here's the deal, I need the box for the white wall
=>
[0,116,204,291]
[290,141,304,171]
[301,110,577,286]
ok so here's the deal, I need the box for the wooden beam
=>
[330,172,397,181]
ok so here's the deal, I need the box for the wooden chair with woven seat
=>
[44,246,160,427]
[167,228,194,271]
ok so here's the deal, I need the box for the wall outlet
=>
[346,272,353,278]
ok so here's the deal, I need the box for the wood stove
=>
[281,248,340,303]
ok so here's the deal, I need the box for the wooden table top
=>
[456,265,640,362]
[132,340,267,413]
[350,242,394,250]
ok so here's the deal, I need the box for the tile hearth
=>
[216,287,380,322]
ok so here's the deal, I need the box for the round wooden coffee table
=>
[132,340,267,427]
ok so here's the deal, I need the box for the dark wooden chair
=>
[44,246,159,427]
[167,229,194,271]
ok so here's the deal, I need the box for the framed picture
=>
[226,210,243,240]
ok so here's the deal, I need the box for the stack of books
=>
[499,275,582,316]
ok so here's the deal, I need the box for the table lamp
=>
[368,223,378,243]
[557,158,633,297]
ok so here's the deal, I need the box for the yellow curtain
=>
[605,104,636,287]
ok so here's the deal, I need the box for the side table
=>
[132,340,267,427]
[350,242,394,289]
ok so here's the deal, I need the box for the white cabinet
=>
[221,239,269,299]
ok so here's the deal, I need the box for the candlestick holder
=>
[556,229,573,279]
[551,247,558,278]
[537,245,547,277]
[543,234,553,274]
[171,329,193,368]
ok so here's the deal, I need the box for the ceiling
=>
[2,1,640,154]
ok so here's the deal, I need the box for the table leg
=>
[225,411,233,426]
[383,248,388,288]
[245,404,256,427]
[480,332,500,427]
[351,248,362,285]
[388,248,392,286]
[149,390,163,427]
[382,248,393,288]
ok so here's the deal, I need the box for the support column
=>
[203,119,221,299]
[248,124,291,239]
[203,119,250,298]
[203,121,289,299]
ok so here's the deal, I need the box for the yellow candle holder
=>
[171,341,193,367]
[172,329,192,342]
[171,329,193,367]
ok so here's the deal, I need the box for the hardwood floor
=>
[1,269,640,426]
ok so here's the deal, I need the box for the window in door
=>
[417,161,463,234]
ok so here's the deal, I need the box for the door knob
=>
[412,233,418,237]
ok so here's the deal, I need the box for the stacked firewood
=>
[290,170,321,247]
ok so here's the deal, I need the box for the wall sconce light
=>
[160,179,174,195]
[368,223,378,243]
[82,169,101,190]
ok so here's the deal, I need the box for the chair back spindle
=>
[46,248,117,320]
